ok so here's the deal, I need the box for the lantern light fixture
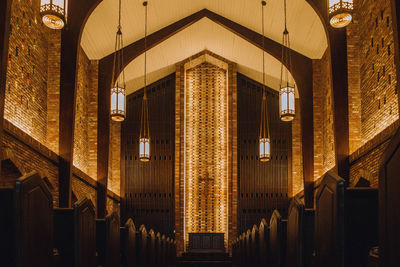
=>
[110,0,126,122]
[279,0,295,122]
[259,0,271,162]
[329,0,354,28]
[40,0,67,30]
[139,1,150,162]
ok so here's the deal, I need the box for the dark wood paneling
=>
[123,74,175,236]
[269,210,287,267]
[0,0,12,172]
[379,125,400,267]
[250,225,259,267]
[237,74,291,232]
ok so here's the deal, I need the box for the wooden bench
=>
[54,198,96,267]
[258,218,269,267]
[251,225,259,266]
[269,210,287,267]
[379,125,400,266]
[285,196,314,267]
[137,225,148,267]
[120,218,136,267]
[315,171,378,267]
[96,212,120,267]
[0,172,53,267]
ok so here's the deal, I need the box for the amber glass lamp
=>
[40,0,67,30]
[329,0,354,28]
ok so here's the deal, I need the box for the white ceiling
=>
[81,0,327,60]
[120,18,297,95]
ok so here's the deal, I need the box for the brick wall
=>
[312,51,336,180]
[5,0,50,144]
[349,120,399,187]
[347,0,399,185]
[46,30,61,153]
[108,120,120,195]
[1,119,120,210]
[357,0,398,143]
[73,47,98,177]
[291,99,303,197]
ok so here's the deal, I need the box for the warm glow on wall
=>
[184,61,229,249]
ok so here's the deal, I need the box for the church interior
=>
[0,0,399,266]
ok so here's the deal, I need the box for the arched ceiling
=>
[120,18,297,95]
[81,0,327,60]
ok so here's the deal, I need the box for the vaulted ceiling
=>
[81,0,327,93]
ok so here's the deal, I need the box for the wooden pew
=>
[259,218,269,267]
[245,230,251,265]
[96,212,120,267]
[147,229,156,267]
[0,172,53,267]
[240,233,246,267]
[285,196,314,267]
[161,235,167,267]
[54,198,96,267]
[165,237,171,267]
[251,225,259,266]
[120,218,136,267]
[315,171,378,267]
[138,225,148,267]
[269,210,287,267]
[155,232,162,267]
[172,239,177,266]
[379,126,400,266]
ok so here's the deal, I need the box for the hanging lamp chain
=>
[144,1,148,99]
[262,0,266,97]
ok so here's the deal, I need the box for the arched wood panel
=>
[137,225,148,267]
[379,125,400,267]
[123,74,175,236]
[269,210,287,267]
[259,219,269,267]
[15,172,54,267]
[237,74,291,232]
[120,218,136,267]
[74,198,96,267]
[315,172,345,267]
[251,225,259,267]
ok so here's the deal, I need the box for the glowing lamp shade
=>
[329,0,353,28]
[259,138,271,162]
[139,138,150,162]
[40,0,67,30]
[111,86,125,122]
[280,85,295,121]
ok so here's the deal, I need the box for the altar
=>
[188,233,225,253]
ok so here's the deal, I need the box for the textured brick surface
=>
[73,47,98,178]
[312,51,336,180]
[291,99,303,197]
[175,51,237,255]
[108,120,120,195]
[5,0,50,144]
